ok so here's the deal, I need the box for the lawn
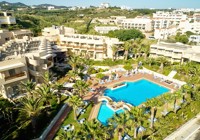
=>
[55,103,93,138]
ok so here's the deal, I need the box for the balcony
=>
[5,72,26,81]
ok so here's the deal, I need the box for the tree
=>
[157,57,168,72]
[109,112,130,140]
[123,64,133,72]
[123,41,132,60]
[66,70,79,82]
[17,96,45,134]
[175,33,189,44]
[145,98,160,129]
[111,45,118,61]
[53,82,64,104]
[68,55,80,71]
[73,80,89,97]
[81,119,110,140]
[67,95,83,120]
[36,84,55,108]
[96,73,105,80]
[129,107,148,139]
[20,80,36,96]
[0,98,14,123]
[106,29,145,41]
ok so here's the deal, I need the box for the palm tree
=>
[146,57,155,67]
[111,44,118,61]
[172,91,182,113]
[145,98,160,129]
[20,80,36,96]
[68,55,80,71]
[123,41,132,60]
[17,96,45,134]
[0,97,14,123]
[81,119,110,140]
[160,93,173,114]
[73,80,89,97]
[157,57,168,72]
[129,107,147,139]
[109,112,130,140]
[67,95,83,120]
[36,84,55,108]
[53,82,64,104]
[66,70,79,82]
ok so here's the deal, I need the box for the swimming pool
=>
[104,79,170,106]
[97,101,124,125]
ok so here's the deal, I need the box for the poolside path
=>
[45,106,72,140]
[164,113,200,140]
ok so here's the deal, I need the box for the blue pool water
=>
[104,79,170,106]
[97,101,124,125]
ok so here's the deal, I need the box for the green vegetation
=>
[106,29,145,41]
[175,33,189,44]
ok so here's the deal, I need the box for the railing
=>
[5,72,26,81]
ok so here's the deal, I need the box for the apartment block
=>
[0,29,32,46]
[150,42,200,63]
[58,34,123,60]
[119,17,153,32]
[179,20,200,34]
[154,26,177,39]
[0,11,16,26]
[0,37,54,99]
[42,25,75,36]
[94,26,120,34]
[153,11,187,25]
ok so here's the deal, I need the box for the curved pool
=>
[97,101,124,125]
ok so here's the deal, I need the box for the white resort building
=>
[150,42,200,63]
[0,37,55,99]
[0,11,16,26]
[119,17,153,32]
[57,34,123,60]
[94,26,120,34]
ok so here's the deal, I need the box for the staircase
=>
[168,70,177,78]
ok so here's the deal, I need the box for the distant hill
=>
[0,1,68,9]
[0,1,28,7]
[32,3,68,9]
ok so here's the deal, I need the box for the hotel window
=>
[8,69,16,76]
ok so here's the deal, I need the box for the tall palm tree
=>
[109,112,130,140]
[157,57,168,72]
[111,44,118,61]
[172,91,182,113]
[145,98,160,129]
[53,82,64,104]
[73,80,89,97]
[123,41,132,60]
[17,96,45,134]
[129,107,147,139]
[67,95,83,120]
[81,119,110,140]
[68,55,80,71]
[20,80,36,96]
[160,93,173,114]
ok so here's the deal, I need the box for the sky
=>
[4,0,200,9]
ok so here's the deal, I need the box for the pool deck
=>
[88,102,101,121]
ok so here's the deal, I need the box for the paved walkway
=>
[45,106,72,140]
[164,114,200,140]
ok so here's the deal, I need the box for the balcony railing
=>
[5,72,26,81]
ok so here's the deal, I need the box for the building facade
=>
[0,37,54,99]
[150,42,200,63]
[57,34,123,60]
[94,26,120,34]
[0,11,16,26]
